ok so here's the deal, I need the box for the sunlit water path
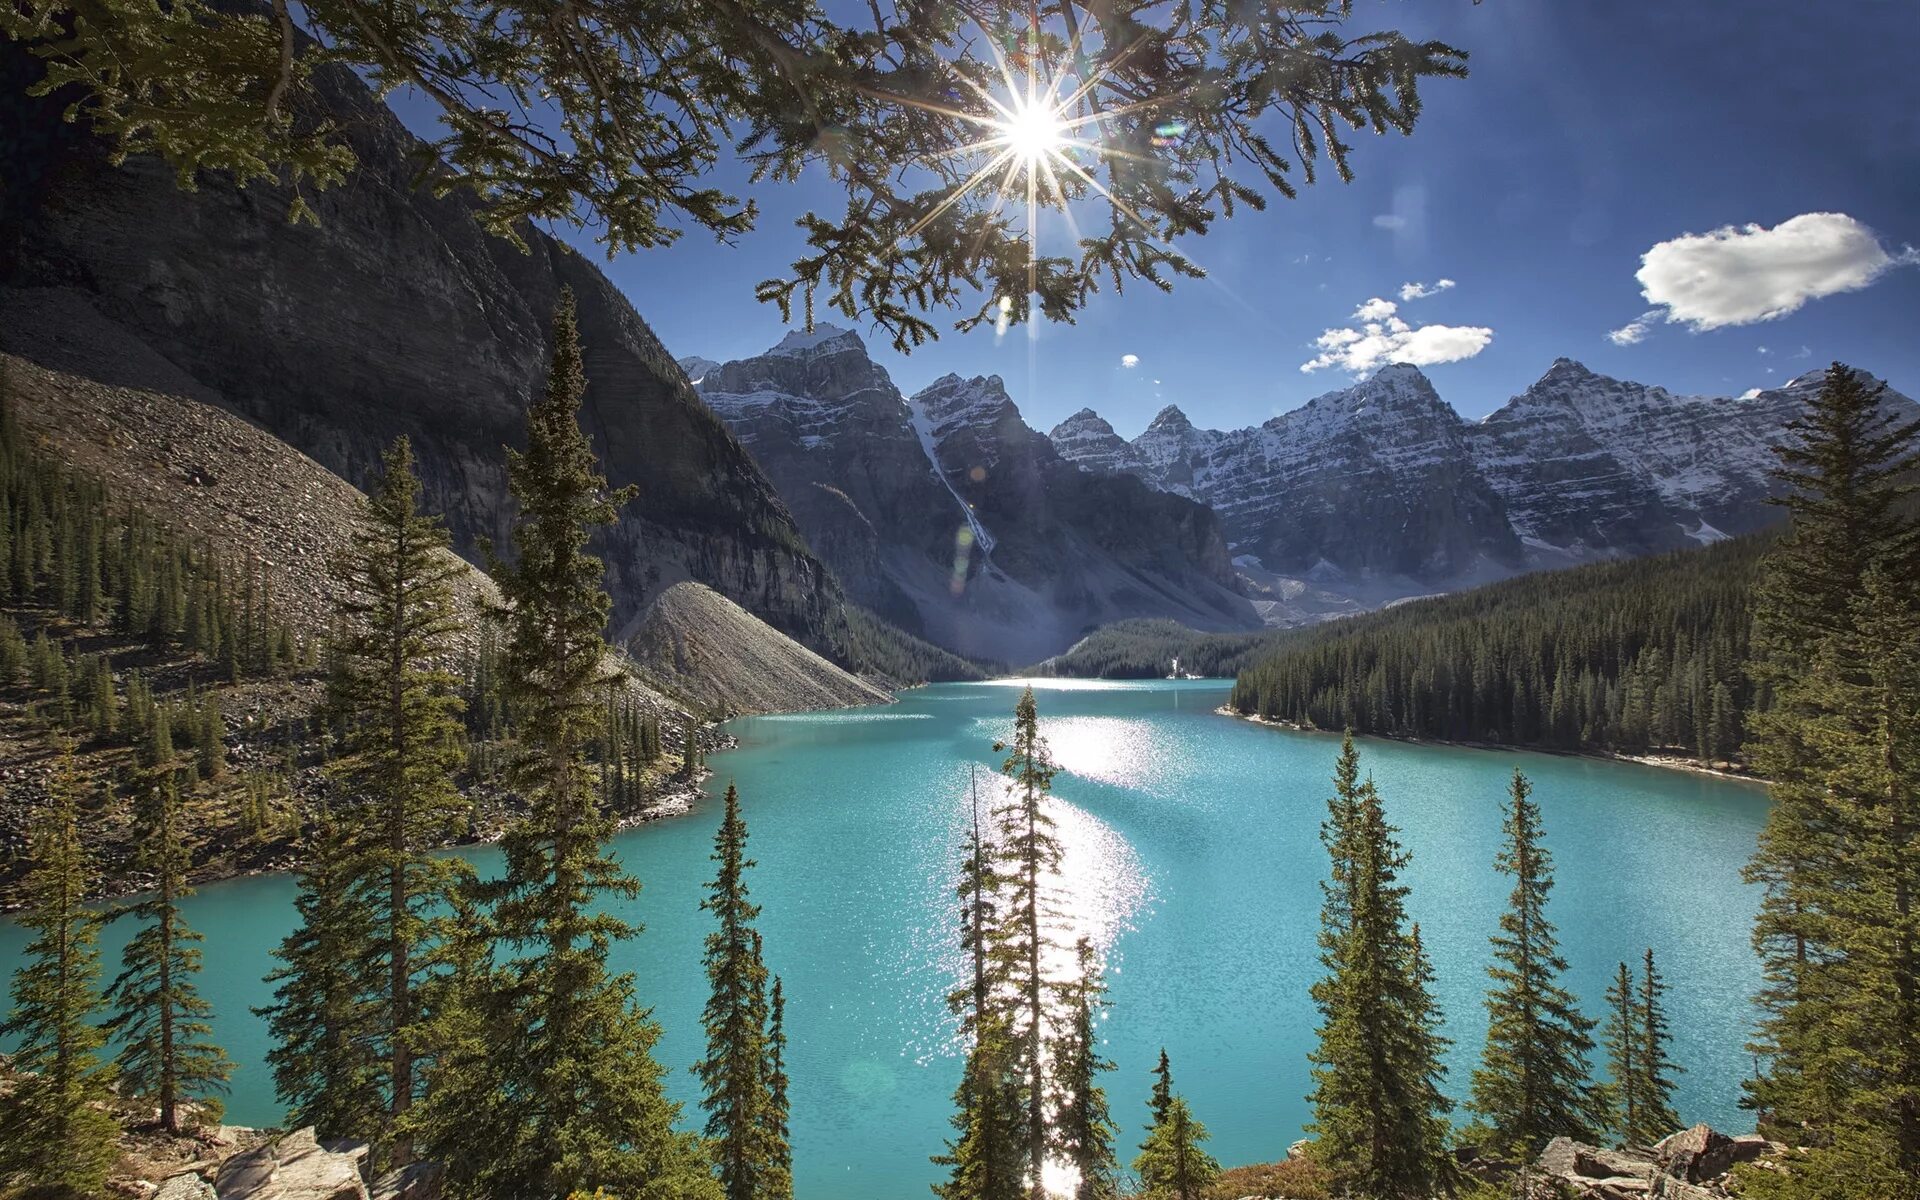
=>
[1,680,1770,1196]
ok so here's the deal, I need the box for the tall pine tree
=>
[323,436,468,1164]
[1054,938,1116,1200]
[990,686,1064,1200]
[765,974,793,1200]
[0,746,121,1197]
[935,765,1026,1200]
[1305,735,1453,1199]
[1468,769,1603,1158]
[1742,364,1920,1192]
[413,291,715,1198]
[696,783,782,1200]
[104,776,233,1133]
[1636,948,1682,1142]
[259,802,385,1143]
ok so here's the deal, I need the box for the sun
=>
[994,96,1069,169]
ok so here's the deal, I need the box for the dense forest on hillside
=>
[1229,536,1768,761]
[1033,618,1277,679]
[829,606,993,684]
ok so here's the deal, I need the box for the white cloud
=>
[1120,353,1140,369]
[1372,214,1408,230]
[1607,310,1660,346]
[1398,278,1456,302]
[1758,345,1772,355]
[1301,295,1493,374]
[1633,212,1915,331]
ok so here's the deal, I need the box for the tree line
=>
[1229,535,1767,761]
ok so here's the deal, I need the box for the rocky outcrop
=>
[0,37,844,650]
[1532,1125,1788,1200]
[689,329,1259,662]
[214,1129,369,1200]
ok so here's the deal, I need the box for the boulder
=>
[1285,1139,1311,1163]
[214,1128,369,1200]
[1655,1124,1736,1183]
[155,1175,217,1200]
[1538,1137,1656,1185]
[1728,1133,1785,1167]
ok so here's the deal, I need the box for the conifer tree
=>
[1146,1048,1173,1131]
[1055,938,1116,1200]
[1132,1059,1218,1200]
[259,804,385,1142]
[1603,961,1641,1144]
[104,777,233,1133]
[323,436,468,1163]
[1306,735,1453,1198]
[1743,364,1920,1184]
[936,766,1026,1200]
[415,292,715,1198]
[696,783,779,1200]
[991,686,1064,1200]
[1636,949,1682,1142]
[1468,769,1603,1158]
[0,746,121,1197]
[765,976,793,1200]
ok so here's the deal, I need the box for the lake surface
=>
[2,680,1771,1196]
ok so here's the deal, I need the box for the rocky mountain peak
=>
[677,355,721,384]
[767,323,866,358]
[1147,404,1193,432]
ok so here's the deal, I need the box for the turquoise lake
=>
[1,679,1772,1195]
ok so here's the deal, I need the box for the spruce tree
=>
[1636,949,1682,1142]
[765,976,793,1200]
[415,292,714,1198]
[259,803,385,1142]
[1305,735,1453,1198]
[1468,769,1603,1158]
[1603,961,1641,1144]
[104,777,233,1133]
[323,436,468,1163]
[936,766,1026,1200]
[1132,1060,1218,1200]
[696,784,778,1200]
[1742,364,1920,1186]
[1055,938,1116,1200]
[1146,1048,1173,1131]
[991,686,1064,1200]
[0,746,121,1197]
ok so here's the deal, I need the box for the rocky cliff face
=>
[1053,365,1522,585]
[1464,359,1910,559]
[1052,359,1917,589]
[689,331,1257,662]
[0,40,842,647]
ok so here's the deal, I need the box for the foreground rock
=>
[1534,1124,1788,1199]
[214,1129,368,1200]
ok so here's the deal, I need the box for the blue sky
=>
[525,1,1920,433]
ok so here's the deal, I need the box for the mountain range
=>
[683,328,1252,662]
[1050,359,1915,598]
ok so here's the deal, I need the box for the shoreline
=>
[1217,705,1766,785]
